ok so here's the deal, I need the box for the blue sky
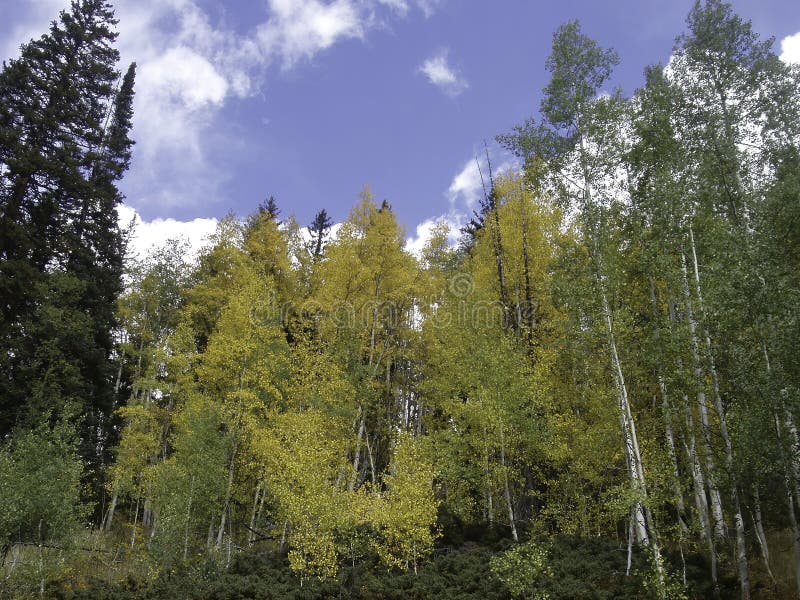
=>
[2,0,799,256]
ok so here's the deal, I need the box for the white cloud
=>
[419,49,468,97]
[2,0,442,213]
[404,216,460,257]
[781,32,800,64]
[406,149,518,258]
[118,204,218,262]
[297,221,343,245]
[443,149,518,228]
[139,47,228,111]
[0,0,68,62]
[376,0,440,18]
[447,158,485,210]
[257,0,365,67]
[133,46,229,170]
[111,0,263,210]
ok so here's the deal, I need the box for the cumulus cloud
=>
[781,32,800,64]
[447,158,485,210]
[404,216,460,258]
[0,0,67,62]
[118,204,218,262]
[257,0,365,68]
[2,0,441,213]
[442,149,517,223]
[419,49,468,97]
[405,148,518,258]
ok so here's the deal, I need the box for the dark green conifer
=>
[0,1,135,466]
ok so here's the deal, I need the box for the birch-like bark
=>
[575,126,663,586]
[217,437,238,550]
[579,137,651,551]
[365,429,377,489]
[348,414,365,492]
[206,515,215,552]
[683,402,718,586]
[689,228,749,599]
[648,276,688,535]
[131,496,140,548]
[775,412,800,599]
[600,280,649,546]
[248,482,261,547]
[680,252,726,540]
[103,491,118,532]
[783,407,800,511]
[113,349,125,398]
[750,486,773,582]
[280,520,289,552]
[255,482,266,539]
[626,514,634,576]
[499,425,518,542]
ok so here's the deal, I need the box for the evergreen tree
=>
[0,1,134,475]
[308,208,333,259]
[264,195,280,220]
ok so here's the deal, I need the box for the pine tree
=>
[308,208,333,259]
[0,1,134,473]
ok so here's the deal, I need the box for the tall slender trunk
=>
[349,413,365,491]
[365,429,377,489]
[750,486,774,582]
[499,424,518,542]
[280,520,289,552]
[248,482,262,547]
[681,252,726,540]
[255,482,267,541]
[217,438,238,550]
[662,383,689,535]
[775,412,800,599]
[476,153,511,328]
[577,132,662,587]
[103,490,118,532]
[648,276,688,535]
[689,228,749,599]
[626,513,634,576]
[113,349,125,398]
[131,496,140,548]
[783,407,800,511]
[683,402,719,588]
[600,278,649,546]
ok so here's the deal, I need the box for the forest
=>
[1,0,800,598]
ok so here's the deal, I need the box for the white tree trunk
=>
[648,276,688,535]
[500,425,518,542]
[775,412,800,598]
[750,486,774,582]
[683,399,718,587]
[689,229,749,599]
[681,252,726,540]
[600,282,649,546]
